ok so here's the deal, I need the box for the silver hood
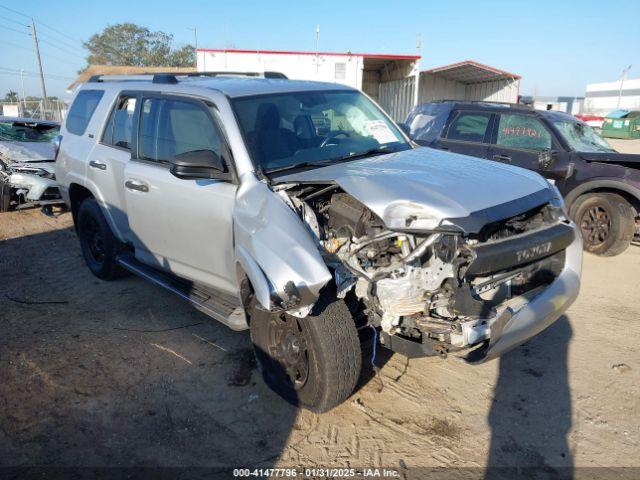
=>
[276,147,553,233]
[0,141,55,164]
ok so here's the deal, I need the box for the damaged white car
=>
[56,74,582,412]
[0,117,63,212]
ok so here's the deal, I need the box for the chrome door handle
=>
[125,180,149,192]
[493,154,511,162]
[89,160,107,170]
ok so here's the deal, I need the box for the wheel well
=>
[68,183,94,227]
[571,188,640,217]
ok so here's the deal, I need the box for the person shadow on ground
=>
[486,315,573,480]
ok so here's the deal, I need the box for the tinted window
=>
[139,97,221,163]
[102,96,136,150]
[66,90,104,136]
[497,114,552,150]
[445,112,491,142]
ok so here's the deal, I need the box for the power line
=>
[0,4,29,19]
[39,38,86,60]
[0,13,28,27]
[0,22,30,36]
[0,66,74,81]
[0,3,85,46]
[37,29,87,54]
[3,39,32,53]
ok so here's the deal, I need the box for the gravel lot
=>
[1,141,639,475]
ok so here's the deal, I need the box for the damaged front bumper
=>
[462,223,582,363]
[379,223,582,362]
[1,163,63,210]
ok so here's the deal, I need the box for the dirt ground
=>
[1,164,639,475]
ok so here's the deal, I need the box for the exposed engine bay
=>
[0,157,62,211]
[277,182,574,358]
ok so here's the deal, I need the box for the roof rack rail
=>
[87,71,288,84]
[432,99,531,108]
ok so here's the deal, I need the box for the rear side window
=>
[445,112,491,143]
[405,103,452,144]
[138,97,222,163]
[102,96,137,150]
[496,114,552,150]
[66,90,104,136]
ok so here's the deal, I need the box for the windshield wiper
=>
[266,158,339,174]
[265,146,396,174]
[335,145,395,162]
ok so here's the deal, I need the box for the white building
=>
[519,96,585,115]
[584,77,640,115]
[197,49,521,120]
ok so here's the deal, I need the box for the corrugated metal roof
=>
[197,48,420,61]
[422,60,521,83]
[606,109,631,118]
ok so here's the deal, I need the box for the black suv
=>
[404,101,640,256]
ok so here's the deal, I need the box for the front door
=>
[434,110,493,159]
[123,94,238,294]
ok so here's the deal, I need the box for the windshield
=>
[233,90,410,173]
[553,120,615,153]
[0,121,59,143]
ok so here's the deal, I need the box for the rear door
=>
[86,93,137,239]
[123,93,238,294]
[488,113,556,174]
[434,110,493,159]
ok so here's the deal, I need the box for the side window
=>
[445,112,492,143]
[138,97,222,163]
[66,90,104,136]
[496,114,552,150]
[102,96,136,150]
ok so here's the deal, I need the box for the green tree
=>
[83,23,194,68]
[4,91,19,102]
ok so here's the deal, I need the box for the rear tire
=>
[249,289,362,413]
[570,193,635,256]
[77,198,128,280]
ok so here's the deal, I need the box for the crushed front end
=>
[0,119,63,212]
[279,183,582,363]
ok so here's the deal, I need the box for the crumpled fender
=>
[233,173,332,311]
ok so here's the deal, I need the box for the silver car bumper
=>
[463,222,582,363]
[9,172,59,201]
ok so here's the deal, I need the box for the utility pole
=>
[20,70,26,115]
[315,25,320,73]
[413,34,422,107]
[617,65,632,109]
[189,27,198,70]
[31,19,48,117]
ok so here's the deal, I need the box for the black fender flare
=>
[564,178,640,212]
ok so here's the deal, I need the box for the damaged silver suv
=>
[56,73,582,412]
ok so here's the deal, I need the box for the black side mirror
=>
[538,149,557,170]
[170,149,227,180]
[397,122,411,137]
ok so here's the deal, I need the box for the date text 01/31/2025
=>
[232,467,401,478]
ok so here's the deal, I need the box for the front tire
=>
[249,291,362,413]
[77,198,128,280]
[570,193,635,256]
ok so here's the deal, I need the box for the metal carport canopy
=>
[422,60,521,84]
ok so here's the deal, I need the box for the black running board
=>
[117,255,247,331]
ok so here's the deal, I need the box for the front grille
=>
[465,222,574,277]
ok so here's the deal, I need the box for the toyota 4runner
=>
[56,73,582,412]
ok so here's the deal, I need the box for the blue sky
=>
[1,0,637,99]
